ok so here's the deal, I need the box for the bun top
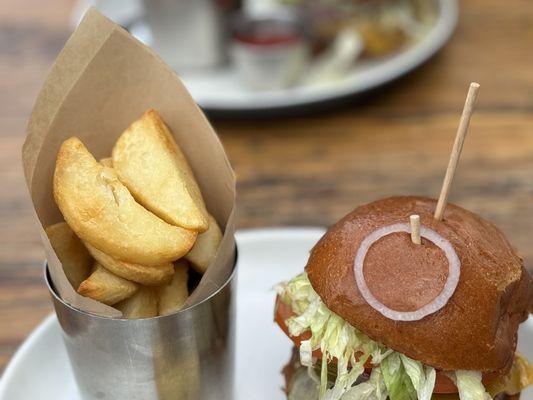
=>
[306,196,532,374]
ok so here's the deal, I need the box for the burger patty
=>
[282,347,520,400]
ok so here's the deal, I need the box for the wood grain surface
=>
[1,0,532,373]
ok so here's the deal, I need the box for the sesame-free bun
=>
[306,196,532,374]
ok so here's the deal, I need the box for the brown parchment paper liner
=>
[22,8,236,318]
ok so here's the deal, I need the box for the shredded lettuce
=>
[278,273,441,400]
[453,371,492,400]
[399,355,435,400]
[381,354,416,400]
[340,381,376,400]
[370,368,389,400]
[278,273,500,400]
[300,339,314,367]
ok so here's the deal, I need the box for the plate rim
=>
[235,226,325,243]
[0,313,57,393]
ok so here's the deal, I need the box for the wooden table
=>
[1,0,532,374]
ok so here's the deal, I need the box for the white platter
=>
[75,0,458,113]
[0,228,531,399]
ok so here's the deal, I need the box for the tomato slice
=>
[274,296,468,394]
[275,299,315,352]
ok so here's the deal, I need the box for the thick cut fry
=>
[99,157,113,168]
[158,260,189,316]
[185,214,222,274]
[45,222,92,289]
[78,262,138,305]
[85,242,173,286]
[53,137,197,266]
[116,286,158,319]
[112,109,209,232]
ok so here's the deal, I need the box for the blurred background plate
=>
[73,0,458,113]
[0,228,531,400]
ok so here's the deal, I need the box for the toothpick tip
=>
[470,82,480,89]
[410,215,421,245]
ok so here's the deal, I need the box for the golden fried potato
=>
[78,262,138,305]
[158,260,189,316]
[99,157,113,168]
[53,137,197,266]
[185,214,222,274]
[84,242,173,286]
[115,286,158,319]
[45,222,92,289]
[358,22,407,57]
[112,109,209,232]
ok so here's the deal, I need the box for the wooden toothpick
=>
[434,82,480,221]
[410,215,421,244]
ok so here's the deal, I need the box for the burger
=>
[274,196,533,400]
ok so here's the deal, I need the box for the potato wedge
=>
[78,262,138,305]
[158,260,189,316]
[185,214,222,274]
[112,109,209,232]
[99,157,113,168]
[115,286,158,319]
[53,137,197,266]
[45,222,92,289]
[85,242,174,286]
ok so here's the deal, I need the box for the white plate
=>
[75,0,458,113]
[0,228,531,399]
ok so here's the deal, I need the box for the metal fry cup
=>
[45,254,237,400]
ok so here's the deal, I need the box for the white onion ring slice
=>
[353,223,460,321]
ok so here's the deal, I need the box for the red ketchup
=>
[233,21,302,47]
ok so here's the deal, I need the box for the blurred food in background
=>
[282,0,437,58]
[229,0,438,89]
[230,10,310,90]
[142,0,242,70]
